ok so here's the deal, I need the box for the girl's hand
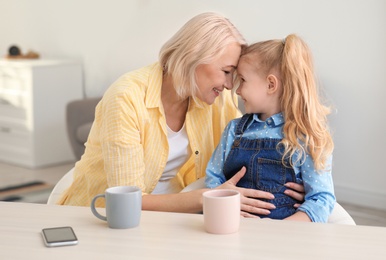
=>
[217,167,276,218]
[284,182,305,208]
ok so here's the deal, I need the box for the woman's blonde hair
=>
[241,34,333,172]
[159,12,246,99]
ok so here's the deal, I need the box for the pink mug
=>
[203,189,240,234]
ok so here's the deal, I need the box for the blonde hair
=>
[241,34,333,172]
[159,12,246,99]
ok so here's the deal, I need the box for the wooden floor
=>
[1,161,386,227]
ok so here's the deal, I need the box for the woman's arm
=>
[284,182,305,208]
[143,166,306,215]
[142,189,208,213]
[215,167,276,217]
[220,167,306,218]
[142,167,275,215]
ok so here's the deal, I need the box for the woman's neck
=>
[161,75,189,132]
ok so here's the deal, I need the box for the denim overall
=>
[223,114,300,219]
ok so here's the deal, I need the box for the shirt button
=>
[195,151,199,155]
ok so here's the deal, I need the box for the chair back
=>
[47,167,74,205]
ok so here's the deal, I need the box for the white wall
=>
[1,0,385,210]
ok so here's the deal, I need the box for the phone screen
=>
[42,226,78,247]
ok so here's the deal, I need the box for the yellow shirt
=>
[58,62,240,207]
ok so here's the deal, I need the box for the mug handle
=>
[91,194,107,221]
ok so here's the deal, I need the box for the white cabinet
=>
[0,59,83,168]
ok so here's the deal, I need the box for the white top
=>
[152,123,191,194]
[1,202,386,259]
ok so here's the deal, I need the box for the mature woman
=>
[58,12,304,216]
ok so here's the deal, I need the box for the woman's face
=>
[195,42,241,105]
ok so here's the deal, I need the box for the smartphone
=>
[42,226,78,247]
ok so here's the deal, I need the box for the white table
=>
[1,201,385,259]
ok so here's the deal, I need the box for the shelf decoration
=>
[5,45,40,59]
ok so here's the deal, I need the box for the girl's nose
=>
[236,86,241,95]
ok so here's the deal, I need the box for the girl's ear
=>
[267,74,279,94]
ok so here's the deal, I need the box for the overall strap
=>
[233,114,254,146]
[234,114,254,135]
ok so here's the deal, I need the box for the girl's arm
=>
[284,211,311,222]
[291,155,336,222]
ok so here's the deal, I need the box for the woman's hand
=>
[284,182,305,208]
[217,167,276,218]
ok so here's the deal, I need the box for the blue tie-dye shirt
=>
[205,113,336,222]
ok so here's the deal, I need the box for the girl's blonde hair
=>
[241,34,333,172]
[159,12,246,99]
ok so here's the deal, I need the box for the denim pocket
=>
[252,157,287,193]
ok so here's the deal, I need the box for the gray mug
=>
[91,186,142,229]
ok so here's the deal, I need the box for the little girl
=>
[205,34,335,222]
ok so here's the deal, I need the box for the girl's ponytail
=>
[280,34,333,171]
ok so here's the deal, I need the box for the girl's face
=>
[195,43,241,105]
[236,57,279,119]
